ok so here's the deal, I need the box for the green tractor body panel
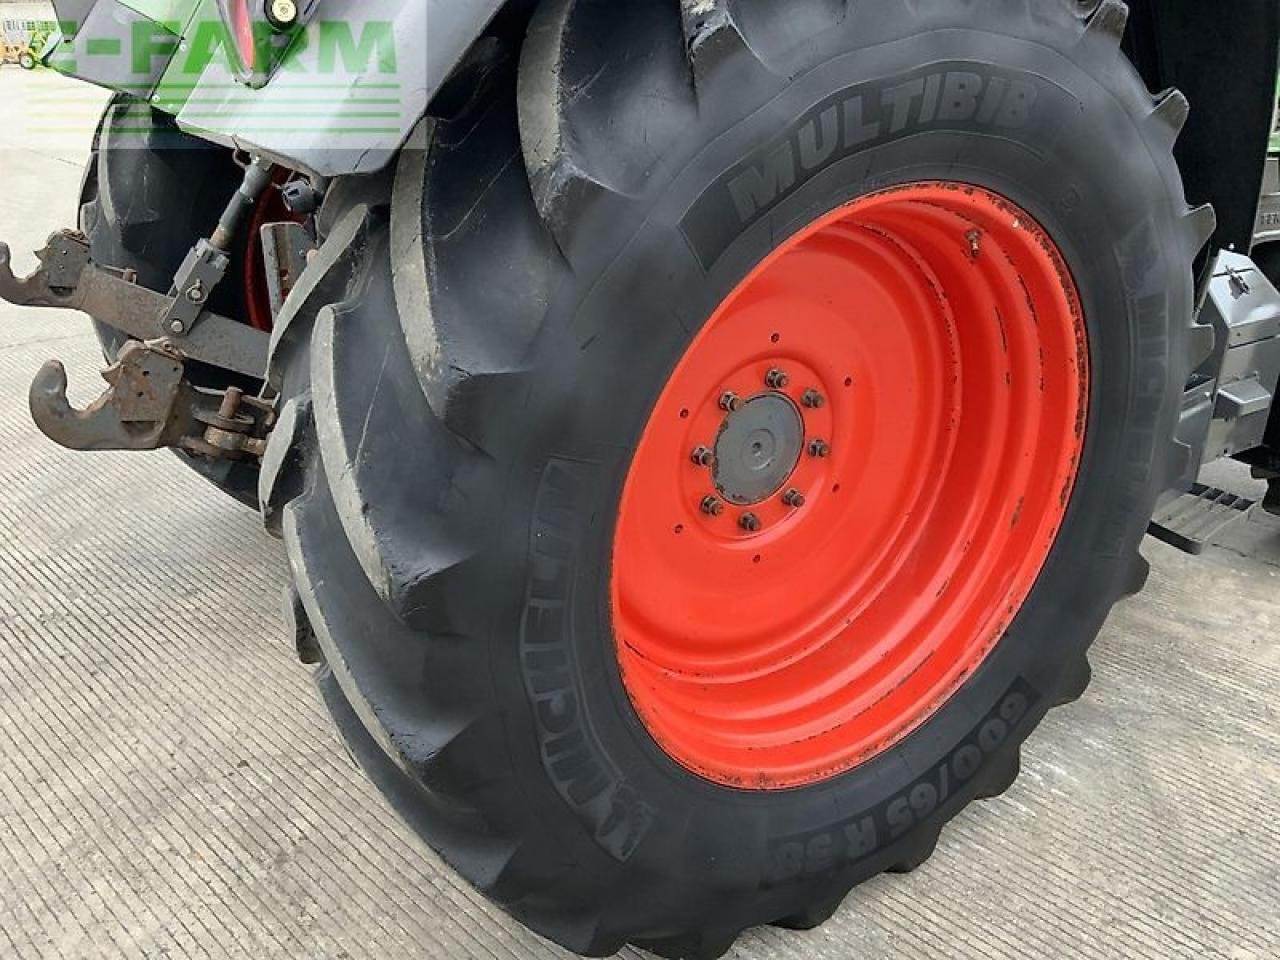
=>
[40,0,506,176]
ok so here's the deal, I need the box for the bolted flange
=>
[700,495,725,517]
[765,368,790,389]
[739,512,762,532]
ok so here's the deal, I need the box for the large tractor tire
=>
[79,96,275,507]
[264,1,1213,956]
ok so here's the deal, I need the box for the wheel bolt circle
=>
[719,391,743,412]
[765,368,790,389]
[690,445,714,467]
[739,512,761,532]
[808,438,830,458]
[700,496,724,517]
[782,488,806,508]
[801,389,825,409]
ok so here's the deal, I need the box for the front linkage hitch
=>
[0,157,311,463]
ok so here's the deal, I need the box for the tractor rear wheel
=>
[264,1,1212,956]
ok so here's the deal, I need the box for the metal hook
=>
[28,343,185,452]
[0,234,89,308]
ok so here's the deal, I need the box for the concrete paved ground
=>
[0,67,1278,960]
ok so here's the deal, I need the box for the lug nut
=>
[700,496,724,517]
[739,512,761,532]
[807,438,830,458]
[765,368,790,389]
[782,488,806,508]
[690,446,714,467]
[801,389,825,409]
[719,391,743,413]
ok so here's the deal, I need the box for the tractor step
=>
[1148,483,1256,555]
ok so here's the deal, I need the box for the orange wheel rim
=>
[611,183,1088,789]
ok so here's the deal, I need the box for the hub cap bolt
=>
[808,438,830,458]
[739,512,761,532]
[719,391,743,413]
[765,368,790,389]
[690,446,714,467]
[700,496,724,517]
[801,389,825,409]
[782,488,806,508]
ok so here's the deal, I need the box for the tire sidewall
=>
[494,28,1188,912]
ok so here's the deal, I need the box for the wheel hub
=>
[713,393,804,506]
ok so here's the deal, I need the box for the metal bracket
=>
[260,221,315,318]
[160,158,277,338]
[163,239,231,336]
[1,155,290,463]
[28,340,274,458]
[0,232,268,377]
[0,233,275,461]
[1175,250,1280,473]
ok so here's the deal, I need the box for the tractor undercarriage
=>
[0,158,310,462]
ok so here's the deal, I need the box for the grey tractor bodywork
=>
[45,0,505,176]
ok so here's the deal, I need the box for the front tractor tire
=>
[264,1,1212,956]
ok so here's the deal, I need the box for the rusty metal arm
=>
[0,233,268,378]
[26,340,274,460]
[0,233,276,458]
